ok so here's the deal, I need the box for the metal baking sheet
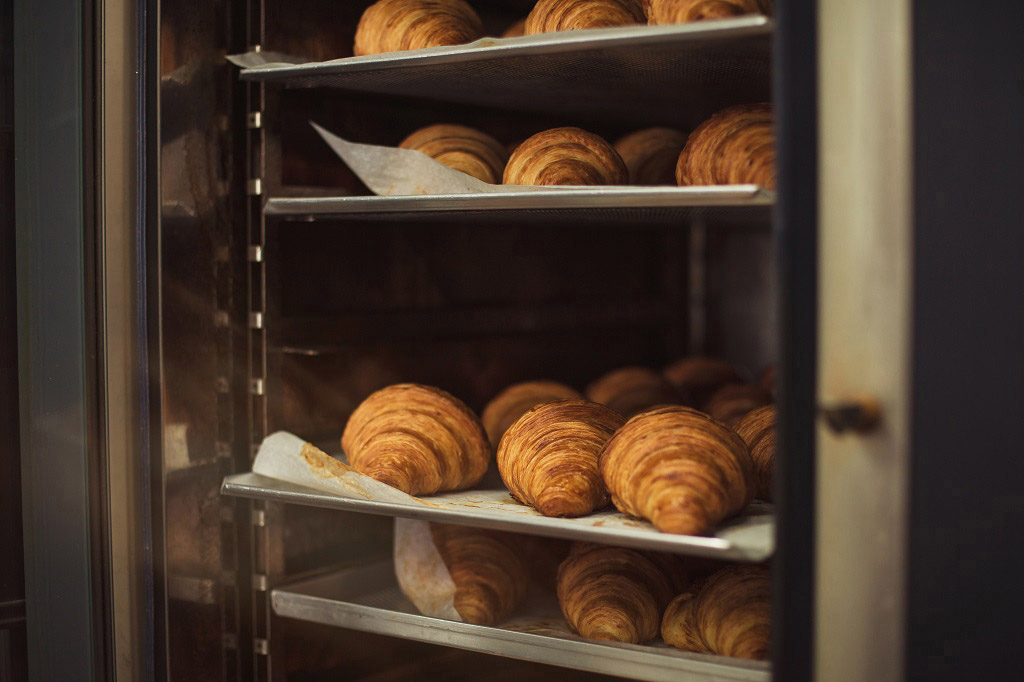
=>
[273,561,771,682]
[222,472,774,561]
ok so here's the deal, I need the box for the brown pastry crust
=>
[614,127,688,186]
[598,405,755,535]
[586,366,680,418]
[648,0,769,24]
[676,102,775,188]
[430,523,528,625]
[705,383,771,427]
[399,124,508,184]
[341,383,490,495]
[524,0,646,35]
[353,0,484,56]
[503,127,628,186]
[557,543,687,643]
[497,399,624,517]
[481,380,583,448]
[501,18,527,37]
[663,356,744,409]
[733,405,775,501]
[662,564,771,660]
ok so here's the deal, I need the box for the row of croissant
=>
[341,356,777,535]
[354,0,774,56]
[416,523,770,659]
[396,102,774,188]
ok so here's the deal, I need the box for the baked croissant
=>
[614,127,688,186]
[353,0,484,56]
[497,399,623,517]
[430,523,528,625]
[705,383,771,427]
[663,356,744,409]
[503,127,628,186]
[557,543,686,643]
[501,18,527,37]
[481,380,583,447]
[399,124,508,184]
[341,383,490,495]
[733,405,775,501]
[599,405,755,534]
[676,102,775,188]
[586,366,680,418]
[662,564,771,660]
[758,364,776,399]
[524,0,646,35]
[648,0,770,24]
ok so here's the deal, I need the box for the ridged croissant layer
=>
[504,127,628,186]
[399,124,508,184]
[663,356,744,409]
[525,0,647,35]
[497,399,624,517]
[677,102,775,189]
[430,523,528,625]
[341,383,490,495]
[648,0,769,24]
[599,405,755,535]
[481,380,583,448]
[586,366,680,418]
[734,405,776,501]
[662,564,771,660]
[353,0,484,56]
[614,127,688,186]
[705,383,771,427]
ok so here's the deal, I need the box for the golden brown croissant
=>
[398,124,508,184]
[430,523,528,625]
[557,543,686,643]
[662,564,771,660]
[705,383,771,427]
[676,102,775,188]
[663,356,744,409]
[353,0,484,56]
[481,380,583,448]
[586,366,680,418]
[733,405,775,501]
[341,383,490,495]
[497,399,623,517]
[501,18,527,37]
[599,405,755,534]
[524,0,646,35]
[648,0,770,24]
[503,127,628,186]
[614,127,688,186]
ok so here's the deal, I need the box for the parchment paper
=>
[393,518,461,621]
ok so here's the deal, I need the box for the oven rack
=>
[272,560,770,682]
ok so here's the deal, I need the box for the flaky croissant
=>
[525,0,646,35]
[734,405,775,501]
[705,383,771,427]
[648,0,770,24]
[614,127,688,186]
[341,383,490,495]
[399,124,508,184]
[662,564,771,660]
[497,399,623,517]
[663,356,744,409]
[586,366,680,418]
[677,102,775,188]
[481,380,583,448]
[430,523,528,625]
[353,0,484,56]
[599,405,755,534]
[557,543,686,643]
[503,127,628,186]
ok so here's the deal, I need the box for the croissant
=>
[501,18,527,37]
[557,543,686,643]
[481,380,583,447]
[648,0,770,24]
[430,523,528,625]
[503,127,628,186]
[586,366,680,418]
[497,399,623,517]
[399,124,508,184]
[663,356,744,409]
[524,0,646,35]
[758,364,776,399]
[733,405,775,501]
[705,383,771,427]
[613,128,688,186]
[353,0,484,56]
[599,405,755,535]
[662,564,771,660]
[677,103,775,188]
[341,383,490,495]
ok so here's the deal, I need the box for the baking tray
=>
[273,560,771,682]
[222,472,774,561]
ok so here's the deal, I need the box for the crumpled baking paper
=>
[393,518,461,621]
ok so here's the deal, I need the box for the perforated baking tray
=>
[273,561,771,682]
